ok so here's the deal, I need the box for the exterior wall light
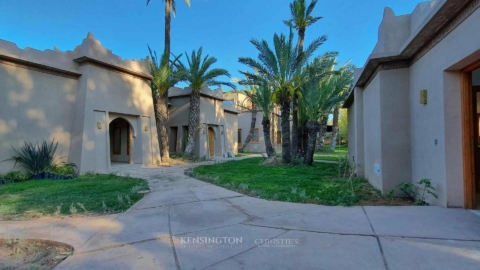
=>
[144,125,148,131]
[97,122,102,129]
[420,89,428,105]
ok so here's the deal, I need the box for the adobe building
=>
[167,87,239,158]
[344,0,480,208]
[0,33,161,174]
[223,91,282,153]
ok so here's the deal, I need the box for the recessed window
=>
[252,128,260,142]
[238,129,242,144]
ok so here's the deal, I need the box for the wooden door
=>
[461,60,480,209]
[208,128,215,156]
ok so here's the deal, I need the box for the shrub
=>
[6,140,58,176]
[2,171,29,182]
[49,163,77,177]
[398,179,437,206]
[338,154,354,178]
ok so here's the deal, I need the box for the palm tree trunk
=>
[239,107,257,152]
[152,93,163,158]
[298,125,308,157]
[262,118,276,157]
[291,27,306,157]
[164,0,172,56]
[297,126,302,156]
[184,90,200,156]
[304,120,319,166]
[157,94,170,162]
[280,99,292,163]
[291,95,299,156]
[330,106,339,151]
[316,115,328,152]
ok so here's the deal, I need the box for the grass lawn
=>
[190,157,412,206]
[236,152,259,157]
[313,144,348,161]
[0,174,149,220]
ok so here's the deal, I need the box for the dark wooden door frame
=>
[461,60,480,209]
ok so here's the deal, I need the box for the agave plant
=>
[6,140,59,176]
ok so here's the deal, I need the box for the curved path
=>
[1,158,480,270]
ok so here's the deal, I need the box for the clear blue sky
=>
[0,0,423,89]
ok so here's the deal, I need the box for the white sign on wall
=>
[374,163,381,176]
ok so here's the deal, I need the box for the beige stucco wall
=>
[347,102,356,165]
[354,87,365,177]
[225,91,282,154]
[0,33,160,175]
[362,75,382,189]
[380,69,411,193]
[225,112,238,155]
[347,1,480,207]
[237,111,282,153]
[408,7,480,206]
[0,63,78,173]
[70,64,160,173]
[167,87,239,158]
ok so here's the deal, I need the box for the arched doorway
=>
[208,127,215,157]
[109,118,133,164]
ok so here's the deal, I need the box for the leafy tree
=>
[284,0,323,156]
[177,47,235,156]
[239,29,325,163]
[148,47,182,162]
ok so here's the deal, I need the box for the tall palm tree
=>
[148,46,182,162]
[177,47,235,156]
[234,84,258,153]
[238,79,276,157]
[330,62,354,151]
[284,0,323,156]
[146,0,191,56]
[301,58,353,165]
[239,29,325,163]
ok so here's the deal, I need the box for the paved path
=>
[1,158,480,270]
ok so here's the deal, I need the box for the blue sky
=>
[1,0,423,89]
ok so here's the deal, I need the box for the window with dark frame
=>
[252,128,260,142]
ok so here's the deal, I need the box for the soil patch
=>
[0,239,73,270]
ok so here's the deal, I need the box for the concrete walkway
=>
[1,158,480,270]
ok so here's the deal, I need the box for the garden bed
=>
[187,158,414,206]
[0,173,149,220]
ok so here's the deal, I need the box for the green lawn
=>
[0,174,149,220]
[313,145,348,161]
[236,152,259,157]
[190,157,408,206]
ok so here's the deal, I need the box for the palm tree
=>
[330,105,341,151]
[177,47,235,156]
[148,46,182,162]
[300,58,353,165]
[234,84,258,153]
[284,0,323,156]
[146,0,191,56]
[238,79,276,157]
[239,29,325,163]
[329,61,353,151]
